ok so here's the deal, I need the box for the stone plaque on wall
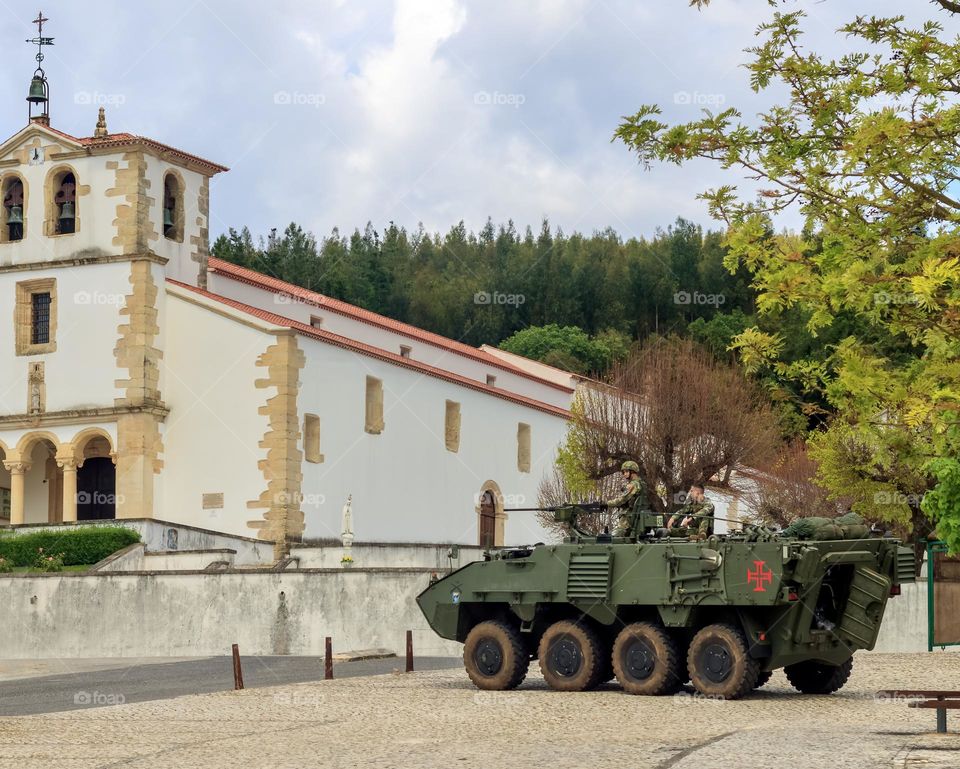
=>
[202,492,224,510]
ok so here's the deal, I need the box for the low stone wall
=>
[0,569,939,659]
[0,568,461,658]
[290,542,486,570]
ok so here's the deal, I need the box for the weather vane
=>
[25,11,53,122]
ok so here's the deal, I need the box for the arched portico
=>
[3,433,63,525]
[0,440,9,522]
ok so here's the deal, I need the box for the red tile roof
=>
[208,257,574,394]
[167,279,570,419]
[38,124,228,173]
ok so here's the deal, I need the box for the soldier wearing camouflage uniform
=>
[667,483,714,540]
[604,461,647,537]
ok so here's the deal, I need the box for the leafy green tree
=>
[616,4,960,549]
[499,324,631,375]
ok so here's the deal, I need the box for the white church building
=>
[0,58,572,556]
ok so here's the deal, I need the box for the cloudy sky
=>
[0,0,952,243]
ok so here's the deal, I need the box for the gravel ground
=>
[0,653,957,769]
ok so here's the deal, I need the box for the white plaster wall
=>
[0,262,130,414]
[297,335,565,546]
[0,145,127,267]
[160,293,273,539]
[208,274,572,409]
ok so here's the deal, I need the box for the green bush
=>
[0,527,140,567]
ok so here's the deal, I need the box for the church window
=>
[486,374,496,387]
[31,293,51,344]
[517,423,531,473]
[365,376,384,434]
[399,345,411,358]
[2,177,24,242]
[163,173,183,242]
[309,316,323,329]
[14,277,56,355]
[444,400,461,452]
[304,414,323,463]
[53,171,76,235]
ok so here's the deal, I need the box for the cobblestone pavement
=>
[0,653,958,769]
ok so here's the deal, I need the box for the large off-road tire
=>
[754,671,773,689]
[538,620,603,692]
[687,623,759,700]
[784,657,853,695]
[463,620,529,690]
[612,622,684,695]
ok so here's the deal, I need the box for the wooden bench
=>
[876,690,960,733]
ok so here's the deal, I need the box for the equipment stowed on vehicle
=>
[416,502,915,699]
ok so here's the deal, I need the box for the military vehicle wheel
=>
[612,622,683,695]
[538,620,602,692]
[463,620,529,690]
[687,623,759,700]
[754,671,773,689]
[784,657,852,695]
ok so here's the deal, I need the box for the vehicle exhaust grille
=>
[896,547,916,583]
[566,553,611,601]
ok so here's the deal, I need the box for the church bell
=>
[163,205,174,228]
[27,75,46,104]
[59,201,75,221]
[7,205,23,224]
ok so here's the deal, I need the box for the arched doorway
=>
[77,458,116,519]
[476,481,506,548]
[479,490,496,548]
[73,433,116,520]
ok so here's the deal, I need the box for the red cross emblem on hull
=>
[747,560,773,592]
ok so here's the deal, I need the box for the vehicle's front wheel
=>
[784,657,853,694]
[463,620,529,690]
[538,620,602,691]
[687,623,759,700]
[612,622,683,695]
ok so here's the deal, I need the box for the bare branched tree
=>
[537,464,623,538]
[739,440,846,527]
[566,337,780,513]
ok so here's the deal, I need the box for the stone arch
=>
[162,168,185,242]
[475,479,506,548]
[69,427,116,465]
[14,432,62,523]
[44,163,82,236]
[0,171,27,243]
[16,430,62,459]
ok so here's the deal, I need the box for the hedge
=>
[0,527,141,567]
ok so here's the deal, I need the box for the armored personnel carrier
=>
[417,505,915,699]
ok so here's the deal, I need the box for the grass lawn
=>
[5,564,91,574]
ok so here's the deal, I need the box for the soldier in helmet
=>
[666,483,714,540]
[604,461,647,537]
